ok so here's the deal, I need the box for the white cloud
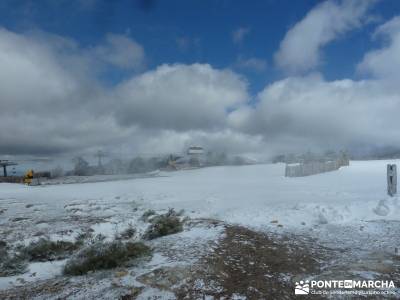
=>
[175,36,201,52]
[115,63,249,131]
[358,16,400,79]
[235,56,267,72]
[0,27,255,157]
[232,27,251,44]
[92,33,145,70]
[230,74,400,154]
[3,13,400,161]
[128,129,266,157]
[0,28,133,155]
[275,0,376,74]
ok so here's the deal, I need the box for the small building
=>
[167,146,205,169]
[187,146,204,155]
[186,146,205,167]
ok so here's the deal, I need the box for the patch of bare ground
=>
[176,225,328,299]
[0,278,71,300]
[0,279,68,300]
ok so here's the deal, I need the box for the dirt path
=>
[175,225,328,299]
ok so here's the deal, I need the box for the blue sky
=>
[1,0,400,160]
[1,0,398,93]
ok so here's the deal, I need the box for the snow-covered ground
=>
[1,160,399,298]
[3,160,399,228]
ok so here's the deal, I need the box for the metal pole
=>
[387,164,397,196]
[3,165,6,177]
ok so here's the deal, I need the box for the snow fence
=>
[285,158,349,177]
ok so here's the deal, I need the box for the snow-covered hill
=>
[1,160,399,298]
[3,160,398,227]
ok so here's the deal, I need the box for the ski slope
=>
[1,160,398,229]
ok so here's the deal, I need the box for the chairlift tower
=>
[0,160,18,177]
[94,150,106,167]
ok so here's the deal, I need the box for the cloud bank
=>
[0,27,259,157]
[230,74,400,154]
[2,3,400,160]
[115,64,248,131]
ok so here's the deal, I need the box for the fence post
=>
[387,164,397,196]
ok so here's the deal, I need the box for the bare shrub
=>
[63,241,151,276]
[143,209,183,240]
[21,238,79,262]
